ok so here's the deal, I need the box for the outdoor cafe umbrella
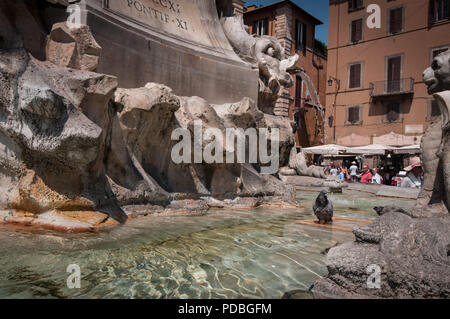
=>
[302,144,348,156]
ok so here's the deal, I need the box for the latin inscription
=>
[106,0,189,31]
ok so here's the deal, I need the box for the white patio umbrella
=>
[302,144,348,156]
[393,144,421,155]
[345,144,391,155]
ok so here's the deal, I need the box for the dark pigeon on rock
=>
[313,190,333,224]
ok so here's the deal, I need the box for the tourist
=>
[359,164,373,183]
[337,168,345,181]
[401,157,423,189]
[349,161,358,182]
[341,165,348,177]
[383,167,394,185]
[371,168,383,184]
[324,164,331,175]
[330,165,338,176]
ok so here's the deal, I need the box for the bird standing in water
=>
[313,190,333,224]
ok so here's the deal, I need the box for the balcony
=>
[369,78,415,98]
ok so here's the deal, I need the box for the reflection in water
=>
[0,190,415,299]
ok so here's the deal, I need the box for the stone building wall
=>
[244,1,327,147]
[273,4,294,118]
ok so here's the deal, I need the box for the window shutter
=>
[302,23,307,52]
[390,8,402,34]
[389,9,395,33]
[351,19,362,42]
[350,64,361,88]
[349,0,363,11]
[396,8,403,32]
[447,0,450,18]
[350,108,356,123]
[348,106,360,124]
[355,19,362,42]
[429,0,436,25]
[351,21,356,43]
[356,64,361,87]
[350,66,355,88]
[295,76,302,108]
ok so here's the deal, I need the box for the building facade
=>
[243,0,328,147]
[326,0,450,149]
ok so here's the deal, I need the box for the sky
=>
[244,0,329,44]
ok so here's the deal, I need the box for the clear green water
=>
[0,190,415,299]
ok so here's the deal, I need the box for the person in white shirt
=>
[371,168,383,184]
[349,161,358,182]
[401,157,423,189]
[330,166,338,176]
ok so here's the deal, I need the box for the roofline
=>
[244,0,323,26]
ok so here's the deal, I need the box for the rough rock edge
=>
[0,1,298,232]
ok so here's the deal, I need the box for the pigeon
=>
[313,190,333,224]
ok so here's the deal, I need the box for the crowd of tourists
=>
[322,157,423,189]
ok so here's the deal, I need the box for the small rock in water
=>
[282,290,314,299]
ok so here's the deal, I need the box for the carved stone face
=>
[254,36,293,92]
[423,50,450,94]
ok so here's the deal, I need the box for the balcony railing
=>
[369,78,415,98]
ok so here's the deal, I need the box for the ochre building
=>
[326,0,450,147]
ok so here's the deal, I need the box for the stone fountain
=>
[0,0,447,299]
[0,0,306,231]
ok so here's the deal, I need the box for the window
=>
[348,0,364,12]
[388,7,403,35]
[432,46,449,61]
[350,18,363,43]
[428,99,442,121]
[429,0,450,23]
[295,20,306,50]
[385,102,401,122]
[253,19,268,36]
[346,105,362,125]
[349,63,362,88]
[387,55,402,92]
[295,75,303,109]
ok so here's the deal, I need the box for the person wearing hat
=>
[349,161,358,182]
[401,157,423,188]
